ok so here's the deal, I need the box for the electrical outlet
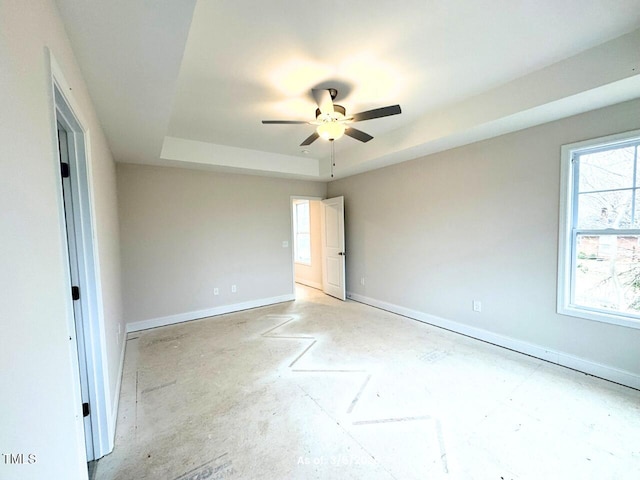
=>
[231,285,237,293]
[214,288,219,295]
[473,300,482,312]
[360,277,365,286]
[282,241,289,248]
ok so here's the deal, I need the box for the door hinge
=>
[72,286,80,301]
[61,162,70,178]
[83,402,90,417]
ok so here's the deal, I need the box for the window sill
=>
[558,304,640,330]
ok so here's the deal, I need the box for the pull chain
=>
[330,140,335,178]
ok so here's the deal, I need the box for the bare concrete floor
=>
[96,285,640,479]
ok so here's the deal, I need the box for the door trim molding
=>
[47,50,113,462]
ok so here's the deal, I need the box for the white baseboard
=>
[295,279,323,290]
[126,294,295,333]
[347,292,640,390]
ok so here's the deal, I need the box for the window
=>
[558,130,640,328]
[293,200,311,265]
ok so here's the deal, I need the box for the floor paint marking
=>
[353,415,432,426]
[347,374,372,414]
[292,369,367,373]
[419,349,450,363]
[353,414,448,473]
[263,335,315,339]
[173,455,233,480]
[173,459,214,480]
[141,380,177,394]
[297,384,399,480]
[134,370,139,438]
[288,340,317,368]
[148,333,188,345]
[261,317,295,336]
[435,419,449,474]
[263,309,401,474]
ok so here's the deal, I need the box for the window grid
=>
[569,138,640,320]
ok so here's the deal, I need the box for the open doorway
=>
[292,197,324,291]
[291,196,346,300]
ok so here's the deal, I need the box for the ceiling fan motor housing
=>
[315,104,346,121]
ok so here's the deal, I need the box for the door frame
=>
[48,51,111,461]
[57,120,95,461]
[290,195,324,298]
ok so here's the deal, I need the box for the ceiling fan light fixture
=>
[317,121,346,141]
[262,88,401,146]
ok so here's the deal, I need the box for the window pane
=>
[578,146,635,193]
[296,202,310,234]
[296,233,311,263]
[576,190,632,229]
[574,234,640,315]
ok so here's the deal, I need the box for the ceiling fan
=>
[262,88,401,146]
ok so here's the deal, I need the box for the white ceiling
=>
[56,0,640,180]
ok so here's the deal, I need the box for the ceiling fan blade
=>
[300,131,320,146]
[350,105,401,122]
[345,127,373,143]
[312,89,334,115]
[262,120,309,124]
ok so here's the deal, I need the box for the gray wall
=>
[328,98,640,376]
[117,164,326,325]
[0,0,123,477]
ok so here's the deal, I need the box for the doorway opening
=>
[292,197,323,291]
[291,196,346,301]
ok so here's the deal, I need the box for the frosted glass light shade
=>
[317,121,345,141]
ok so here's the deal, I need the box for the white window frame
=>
[558,129,640,329]
[293,199,311,266]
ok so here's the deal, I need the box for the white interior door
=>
[320,196,346,300]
